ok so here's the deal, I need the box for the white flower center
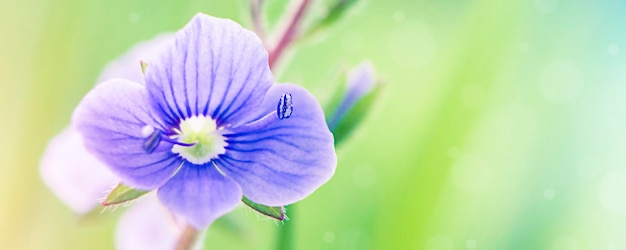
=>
[171,116,226,165]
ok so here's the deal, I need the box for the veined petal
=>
[144,13,273,125]
[217,84,337,206]
[157,162,242,229]
[40,127,118,213]
[72,79,181,190]
[116,195,184,250]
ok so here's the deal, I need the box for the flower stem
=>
[269,1,312,249]
[175,224,198,250]
[268,0,312,69]
[276,204,296,250]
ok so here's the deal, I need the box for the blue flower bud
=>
[326,61,381,145]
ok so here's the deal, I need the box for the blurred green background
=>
[2,0,626,249]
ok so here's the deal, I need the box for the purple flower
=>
[72,14,336,229]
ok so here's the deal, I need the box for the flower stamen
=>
[143,128,162,154]
[225,93,294,135]
[142,126,197,154]
[160,137,197,147]
[277,93,293,120]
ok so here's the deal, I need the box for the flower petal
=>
[116,195,182,250]
[157,163,242,229]
[144,13,273,125]
[40,127,118,213]
[217,84,337,206]
[72,79,181,190]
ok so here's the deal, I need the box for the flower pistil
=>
[171,116,227,165]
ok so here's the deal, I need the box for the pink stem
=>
[175,224,198,250]
[268,0,312,69]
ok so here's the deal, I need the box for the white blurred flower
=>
[116,194,188,250]
[40,127,117,213]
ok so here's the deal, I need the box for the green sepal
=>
[242,196,285,221]
[304,0,360,38]
[101,183,149,206]
[140,61,148,73]
[332,82,382,146]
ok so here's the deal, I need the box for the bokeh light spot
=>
[388,22,436,68]
[323,231,335,244]
[392,10,405,23]
[129,12,140,24]
[426,235,455,250]
[538,61,584,104]
[451,154,491,194]
[461,84,487,109]
[466,239,477,249]
[551,237,582,250]
[599,170,626,215]
[535,0,559,14]
[518,42,530,53]
[341,32,364,54]
[608,44,620,56]
[543,188,555,201]
[352,165,377,189]
[447,146,460,159]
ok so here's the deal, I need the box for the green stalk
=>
[276,205,296,250]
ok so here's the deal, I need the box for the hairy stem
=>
[268,0,312,69]
[175,224,198,250]
[276,204,296,250]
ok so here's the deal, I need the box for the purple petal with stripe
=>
[217,84,337,206]
[157,162,242,229]
[72,79,182,190]
[144,13,273,126]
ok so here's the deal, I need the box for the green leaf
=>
[304,0,360,38]
[101,183,149,206]
[242,196,285,220]
[332,82,382,146]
